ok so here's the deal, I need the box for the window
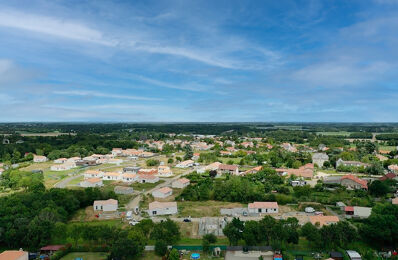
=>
[152,211,157,215]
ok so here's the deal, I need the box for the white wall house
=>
[122,173,137,183]
[93,199,118,212]
[148,201,177,216]
[137,174,159,183]
[84,170,103,179]
[152,187,173,198]
[248,202,279,214]
[157,166,173,177]
[33,155,48,163]
[80,177,103,188]
[176,160,194,168]
[102,172,122,181]
[172,178,190,189]
[54,158,67,164]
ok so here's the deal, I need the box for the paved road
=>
[54,172,83,188]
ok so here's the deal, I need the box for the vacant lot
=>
[178,201,245,218]
[61,252,108,260]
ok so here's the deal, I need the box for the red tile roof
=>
[341,174,368,189]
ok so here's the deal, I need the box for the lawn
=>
[316,131,350,136]
[177,237,229,246]
[60,252,109,260]
[217,157,242,164]
[177,201,245,218]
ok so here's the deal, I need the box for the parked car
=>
[183,216,191,222]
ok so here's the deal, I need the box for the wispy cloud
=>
[53,90,161,101]
[0,9,115,46]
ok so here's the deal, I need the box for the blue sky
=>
[0,0,398,122]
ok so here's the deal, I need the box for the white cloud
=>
[53,90,161,101]
[0,9,116,46]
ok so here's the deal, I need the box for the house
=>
[248,202,279,214]
[50,162,75,171]
[172,178,190,188]
[137,174,159,183]
[379,172,398,181]
[312,153,329,167]
[80,177,103,188]
[122,173,137,183]
[138,168,158,175]
[220,151,232,156]
[192,153,200,160]
[152,187,173,198]
[54,158,67,164]
[93,199,118,212]
[290,180,307,187]
[157,166,173,177]
[243,166,262,175]
[392,197,398,205]
[309,215,339,227]
[40,245,65,256]
[197,162,222,173]
[387,164,398,174]
[148,201,178,216]
[218,164,239,175]
[346,250,362,260]
[0,250,28,260]
[276,164,314,179]
[176,160,194,168]
[84,170,103,179]
[341,174,368,190]
[344,206,371,219]
[123,166,141,173]
[114,186,134,194]
[281,143,297,152]
[103,172,122,181]
[336,158,369,168]
[241,141,254,148]
[67,157,81,163]
[33,155,48,162]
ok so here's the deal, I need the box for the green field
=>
[61,252,109,260]
[316,131,350,136]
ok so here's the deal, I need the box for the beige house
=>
[93,199,118,212]
[33,155,48,162]
[341,174,368,190]
[152,187,173,198]
[157,166,173,177]
[248,202,279,214]
[148,201,177,216]
[217,164,239,175]
[176,160,194,168]
[172,178,190,188]
[80,177,103,188]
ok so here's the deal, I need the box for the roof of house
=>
[219,164,238,171]
[155,187,172,194]
[176,178,190,184]
[392,198,398,205]
[380,172,397,181]
[94,199,118,206]
[345,206,354,212]
[309,216,339,227]
[341,174,368,189]
[148,201,177,210]
[330,251,343,257]
[123,173,137,178]
[85,170,102,175]
[40,245,65,251]
[0,250,28,260]
[86,178,102,183]
[248,202,278,209]
[138,174,158,180]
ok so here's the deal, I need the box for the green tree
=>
[168,248,180,260]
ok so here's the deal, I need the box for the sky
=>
[0,0,398,122]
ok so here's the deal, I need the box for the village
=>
[1,127,398,260]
